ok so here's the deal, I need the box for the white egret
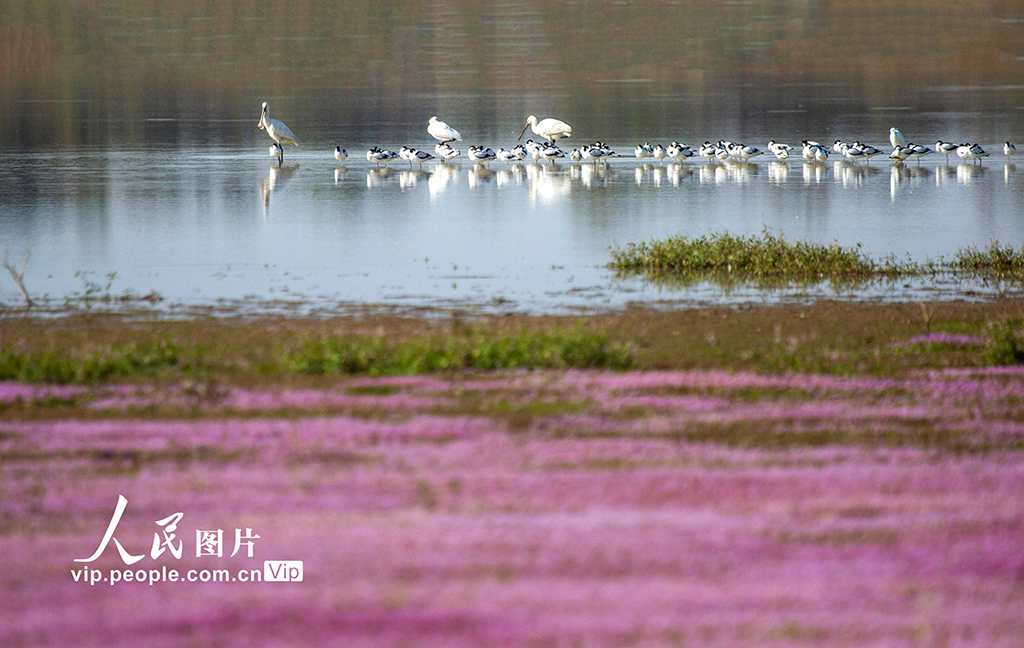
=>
[889,127,906,149]
[427,116,462,144]
[518,115,572,144]
[258,102,299,162]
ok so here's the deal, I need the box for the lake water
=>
[1,131,1022,313]
[2,1,1024,313]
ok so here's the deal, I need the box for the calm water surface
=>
[3,0,1024,312]
[1,119,1023,313]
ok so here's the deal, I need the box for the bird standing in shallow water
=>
[334,146,347,162]
[1005,142,1017,157]
[258,102,299,162]
[935,141,957,164]
[427,116,462,144]
[889,127,906,149]
[518,115,572,145]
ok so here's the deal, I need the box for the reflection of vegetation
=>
[3,0,1023,144]
[610,231,1024,289]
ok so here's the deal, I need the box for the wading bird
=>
[258,102,299,161]
[518,115,572,144]
[427,116,462,144]
[889,127,906,149]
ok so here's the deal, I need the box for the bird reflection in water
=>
[260,163,299,217]
[768,161,789,185]
[934,165,955,187]
[724,161,757,184]
[399,170,430,190]
[334,166,347,185]
[1005,163,1016,185]
[802,161,827,185]
[428,163,460,200]
[528,169,571,204]
[579,163,612,188]
[889,164,928,201]
[634,164,653,185]
[650,166,666,187]
[366,167,395,188]
[468,165,496,188]
[666,163,692,187]
[835,161,878,188]
[496,165,525,188]
[957,163,985,186]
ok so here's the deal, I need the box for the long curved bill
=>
[517,123,530,141]
[258,105,267,130]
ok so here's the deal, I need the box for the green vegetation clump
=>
[985,317,1024,365]
[0,342,192,384]
[610,230,1024,287]
[285,329,633,375]
[951,242,1024,280]
[0,327,632,384]
[610,230,904,286]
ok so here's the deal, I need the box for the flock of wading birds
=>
[258,102,1015,169]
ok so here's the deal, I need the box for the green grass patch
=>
[609,230,906,286]
[285,328,633,376]
[951,241,1024,279]
[610,230,1024,287]
[0,342,199,384]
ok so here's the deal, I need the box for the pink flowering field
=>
[2,367,1023,647]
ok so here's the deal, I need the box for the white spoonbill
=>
[258,103,299,161]
[518,115,572,144]
[427,116,462,144]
